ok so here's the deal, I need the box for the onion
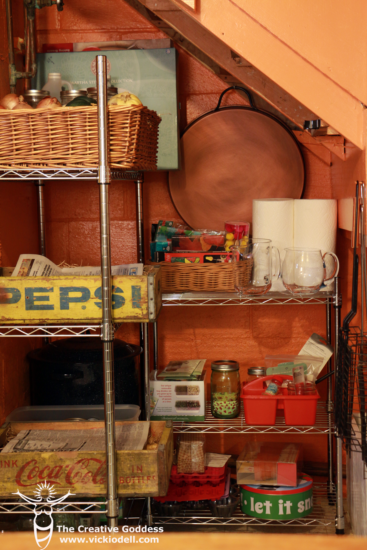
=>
[36,97,62,109]
[0,93,24,110]
[13,102,33,110]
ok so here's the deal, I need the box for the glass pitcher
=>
[282,247,339,294]
[232,238,280,295]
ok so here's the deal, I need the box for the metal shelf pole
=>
[334,277,345,534]
[326,296,334,496]
[136,174,148,416]
[36,180,46,257]
[96,55,118,527]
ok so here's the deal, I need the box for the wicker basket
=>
[0,104,161,170]
[154,261,253,293]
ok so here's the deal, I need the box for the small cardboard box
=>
[237,442,303,487]
[150,370,207,421]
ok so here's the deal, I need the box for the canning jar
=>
[247,367,266,383]
[60,89,88,106]
[22,89,50,108]
[211,360,240,418]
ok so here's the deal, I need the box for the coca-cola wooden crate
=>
[0,420,173,498]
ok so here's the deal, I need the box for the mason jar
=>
[86,87,118,102]
[247,367,266,383]
[211,360,240,419]
[22,89,50,108]
[60,89,88,106]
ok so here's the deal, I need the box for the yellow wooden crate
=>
[0,266,161,324]
[0,420,173,498]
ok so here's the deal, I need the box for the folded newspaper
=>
[2,422,150,453]
[12,254,143,277]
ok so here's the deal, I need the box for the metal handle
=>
[214,85,256,111]
[315,370,334,384]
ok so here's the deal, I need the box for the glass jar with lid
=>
[22,89,50,108]
[60,89,88,106]
[86,87,118,102]
[211,360,240,419]
[247,367,266,383]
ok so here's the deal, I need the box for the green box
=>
[150,370,207,422]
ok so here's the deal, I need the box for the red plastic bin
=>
[171,464,226,484]
[154,465,228,503]
[241,375,320,426]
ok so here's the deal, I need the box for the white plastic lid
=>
[48,72,61,78]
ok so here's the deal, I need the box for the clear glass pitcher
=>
[232,238,280,295]
[282,247,339,294]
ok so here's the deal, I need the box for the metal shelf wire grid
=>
[162,291,336,307]
[0,325,102,337]
[173,402,333,435]
[0,168,98,180]
[152,483,336,532]
[0,168,142,181]
[0,500,106,514]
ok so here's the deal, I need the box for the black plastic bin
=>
[28,338,142,407]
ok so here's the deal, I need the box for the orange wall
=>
[0,0,41,424]
[0,0,358,466]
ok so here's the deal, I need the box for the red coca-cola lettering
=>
[38,465,51,480]
[48,465,63,480]
[27,465,39,480]
[65,458,105,486]
[15,458,108,488]
[16,460,44,487]
[92,460,107,485]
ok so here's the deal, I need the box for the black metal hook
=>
[214,85,257,111]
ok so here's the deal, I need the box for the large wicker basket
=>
[154,261,253,293]
[0,104,161,170]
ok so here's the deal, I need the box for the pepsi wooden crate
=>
[0,266,161,324]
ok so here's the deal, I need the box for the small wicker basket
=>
[0,104,161,170]
[154,260,253,293]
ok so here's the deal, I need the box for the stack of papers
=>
[158,360,206,380]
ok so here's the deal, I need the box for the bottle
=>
[263,378,281,396]
[42,73,72,102]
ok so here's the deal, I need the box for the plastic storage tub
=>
[241,375,320,426]
[5,404,140,423]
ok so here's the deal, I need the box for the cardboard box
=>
[150,370,207,421]
[237,442,303,487]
